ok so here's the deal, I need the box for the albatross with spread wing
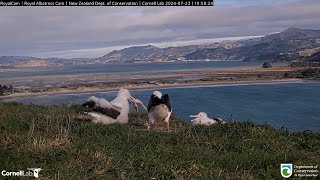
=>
[82,88,147,124]
[147,90,172,131]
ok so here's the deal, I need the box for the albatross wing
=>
[92,107,121,119]
[99,98,121,110]
[147,94,162,112]
[162,94,172,111]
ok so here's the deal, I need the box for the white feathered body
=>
[149,104,170,123]
[85,88,132,124]
[190,112,226,126]
[191,117,219,125]
[110,95,130,124]
[87,112,118,124]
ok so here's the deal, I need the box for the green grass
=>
[0,102,319,179]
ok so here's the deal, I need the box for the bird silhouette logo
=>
[27,168,43,178]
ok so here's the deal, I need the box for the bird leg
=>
[166,121,170,131]
[165,110,172,131]
[147,113,155,131]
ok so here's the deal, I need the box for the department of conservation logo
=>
[281,164,293,178]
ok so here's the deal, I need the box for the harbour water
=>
[0,61,269,79]
[3,81,320,132]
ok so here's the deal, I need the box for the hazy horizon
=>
[0,0,319,58]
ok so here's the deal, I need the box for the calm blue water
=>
[0,61,266,79]
[2,82,320,132]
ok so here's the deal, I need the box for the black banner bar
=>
[0,0,214,6]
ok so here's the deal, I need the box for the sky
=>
[0,0,319,58]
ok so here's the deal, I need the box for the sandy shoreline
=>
[1,66,319,99]
[0,78,308,99]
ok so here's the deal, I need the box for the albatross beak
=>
[190,115,198,118]
[128,93,135,101]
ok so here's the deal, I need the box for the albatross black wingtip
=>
[82,101,96,108]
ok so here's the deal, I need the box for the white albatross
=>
[147,91,172,131]
[190,112,226,125]
[82,88,147,124]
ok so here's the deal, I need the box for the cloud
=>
[0,0,319,58]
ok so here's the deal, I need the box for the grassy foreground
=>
[0,103,319,179]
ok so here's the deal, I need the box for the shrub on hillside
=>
[262,62,272,68]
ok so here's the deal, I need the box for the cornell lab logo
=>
[281,164,293,178]
[1,168,42,178]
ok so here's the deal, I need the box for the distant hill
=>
[185,28,320,62]
[98,27,320,62]
[1,28,320,65]
[95,45,201,63]
[304,51,320,62]
[13,60,63,67]
[96,45,161,62]
[0,56,92,67]
[0,56,41,65]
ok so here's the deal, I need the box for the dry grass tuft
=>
[25,127,70,151]
[0,133,20,146]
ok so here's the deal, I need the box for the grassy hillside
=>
[0,103,319,179]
